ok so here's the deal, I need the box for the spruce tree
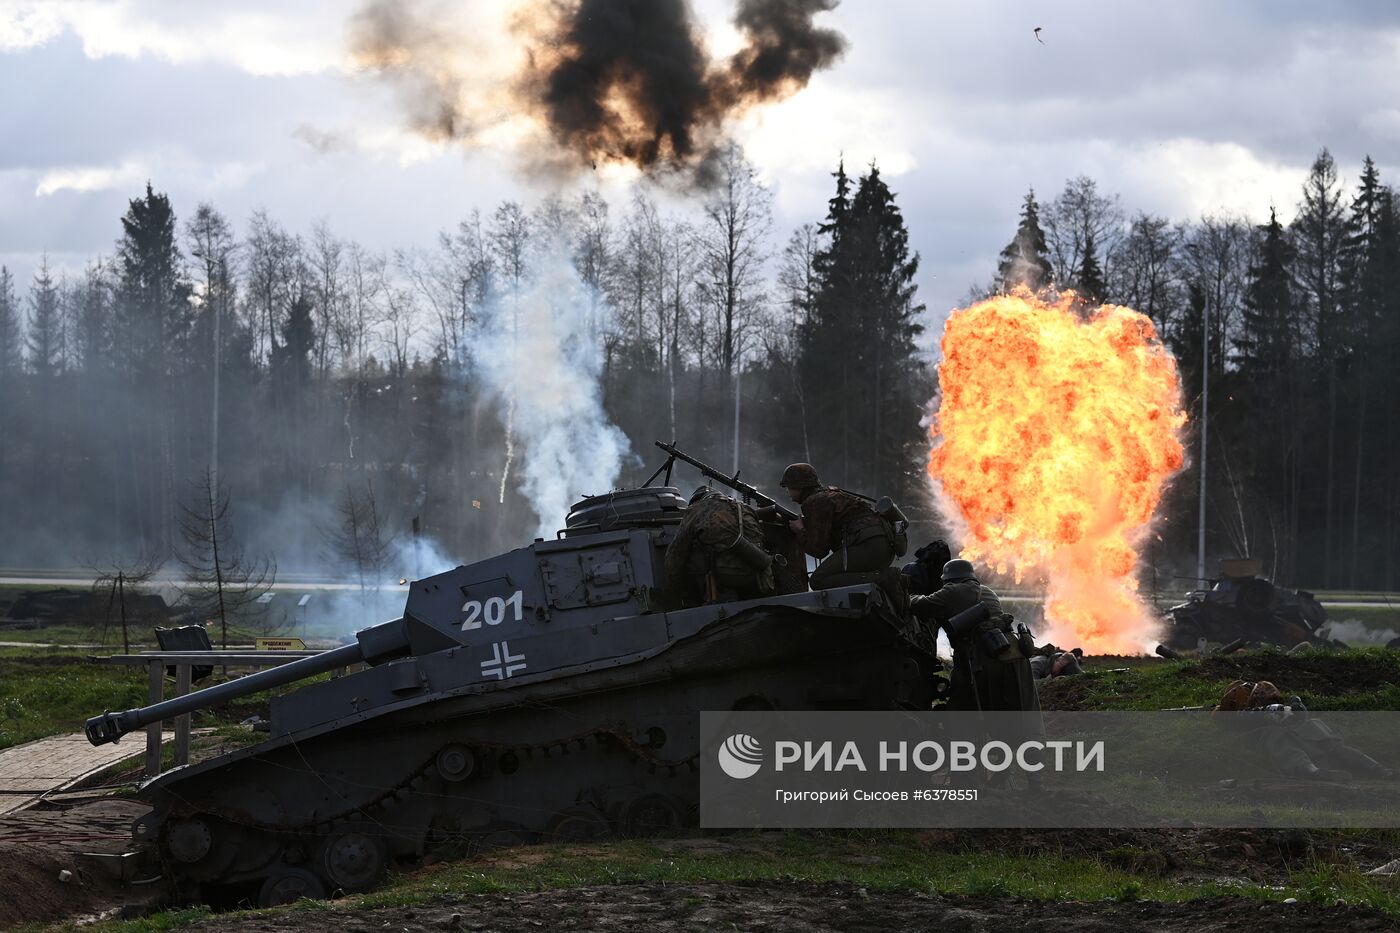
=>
[0,266,20,379]
[1236,209,1296,377]
[801,162,926,499]
[1075,232,1105,304]
[115,184,193,378]
[996,188,1054,292]
[1342,156,1388,342]
[113,183,193,556]
[26,256,62,380]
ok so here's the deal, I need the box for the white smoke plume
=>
[1318,617,1400,647]
[472,237,630,539]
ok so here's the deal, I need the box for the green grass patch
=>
[0,654,326,750]
[1049,647,1400,711]
[0,658,148,749]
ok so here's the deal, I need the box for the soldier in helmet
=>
[779,463,900,596]
[910,559,1039,712]
[664,486,776,608]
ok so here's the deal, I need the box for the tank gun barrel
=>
[84,618,411,747]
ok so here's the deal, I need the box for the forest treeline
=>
[995,149,1400,591]
[0,146,927,579]
[0,144,1396,592]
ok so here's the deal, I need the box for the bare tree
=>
[177,468,275,647]
[1177,214,1252,378]
[379,283,418,380]
[1108,212,1181,340]
[573,191,614,353]
[243,210,303,367]
[697,143,773,383]
[696,143,772,465]
[773,223,824,461]
[309,221,347,383]
[186,204,238,486]
[338,241,385,377]
[325,479,390,611]
[1045,175,1123,288]
[90,555,164,652]
[488,201,531,502]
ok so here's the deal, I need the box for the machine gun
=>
[652,440,800,523]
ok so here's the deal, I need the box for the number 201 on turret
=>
[460,591,524,631]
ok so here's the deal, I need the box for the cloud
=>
[34,159,147,196]
[33,156,262,197]
[1121,139,1305,222]
[0,1,344,76]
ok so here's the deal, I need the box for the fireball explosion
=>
[929,291,1187,654]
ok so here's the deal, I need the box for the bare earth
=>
[180,882,1400,933]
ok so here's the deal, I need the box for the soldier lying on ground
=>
[1213,680,1395,781]
[664,486,776,608]
[1029,649,1083,682]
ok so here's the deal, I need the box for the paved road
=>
[0,732,162,816]
[0,573,409,593]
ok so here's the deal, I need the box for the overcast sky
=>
[2,0,1398,345]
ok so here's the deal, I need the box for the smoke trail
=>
[349,0,846,178]
[471,236,630,538]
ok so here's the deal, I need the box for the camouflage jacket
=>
[664,492,767,585]
[798,486,880,559]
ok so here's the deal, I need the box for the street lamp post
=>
[1197,285,1209,587]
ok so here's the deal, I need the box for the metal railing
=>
[93,650,323,778]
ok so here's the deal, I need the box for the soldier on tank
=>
[778,463,900,597]
[910,559,1039,713]
[664,486,776,607]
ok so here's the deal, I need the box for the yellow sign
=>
[256,637,307,651]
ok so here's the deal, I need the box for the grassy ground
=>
[1048,646,1400,711]
[0,656,321,750]
[0,657,148,750]
[81,832,1400,932]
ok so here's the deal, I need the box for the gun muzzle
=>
[944,602,990,641]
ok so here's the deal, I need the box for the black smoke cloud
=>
[351,0,846,177]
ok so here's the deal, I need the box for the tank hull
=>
[138,596,936,902]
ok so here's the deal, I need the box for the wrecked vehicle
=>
[84,447,939,907]
[1162,559,1332,651]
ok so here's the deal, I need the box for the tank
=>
[85,474,939,907]
[1162,558,1331,650]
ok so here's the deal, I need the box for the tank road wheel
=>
[547,806,612,842]
[619,794,684,837]
[317,823,390,894]
[435,744,478,782]
[258,866,327,907]
[161,816,235,882]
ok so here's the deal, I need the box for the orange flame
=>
[928,290,1187,654]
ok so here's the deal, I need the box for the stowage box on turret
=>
[85,460,938,907]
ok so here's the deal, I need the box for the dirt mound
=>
[0,798,153,930]
[178,881,1397,933]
